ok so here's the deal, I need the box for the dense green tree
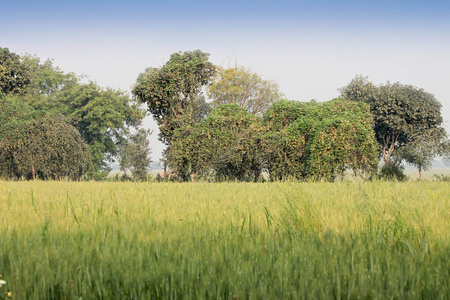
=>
[0,98,90,180]
[168,99,378,182]
[0,49,145,179]
[264,99,378,181]
[209,67,283,115]
[304,100,378,180]
[340,76,446,168]
[19,54,78,106]
[119,129,153,181]
[1,50,147,179]
[132,50,216,145]
[51,82,146,178]
[0,47,31,96]
[262,100,313,180]
[263,99,315,130]
[167,104,262,181]
[205,106,267,181]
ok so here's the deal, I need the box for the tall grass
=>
[0,181,449,299]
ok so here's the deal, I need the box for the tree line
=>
[0,48,151,180]
[1,48,449,181]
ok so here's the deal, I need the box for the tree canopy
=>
[340,75,447,177]
[52,82,146,177]
[0,47,31,96]
[398,128,448,180]
[118,128,153,181]
[132,50,216,145]
[0,49,148,180]
[0,98,90,180]
[264,99,378,181]
[208,67,283,116]
[167,99,378,182]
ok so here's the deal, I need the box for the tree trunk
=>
[419,167,422,181]
[31,164,36,180]
[163,161,167,178]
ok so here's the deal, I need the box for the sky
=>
[2,0,450,163]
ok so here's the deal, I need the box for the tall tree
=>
[119,129,153,181]
[209,66,283,116]
[132,50,216,145]
[0,48,31,96]
[53,82,146,178]
[19,54,78,106]
[340,76,446,168]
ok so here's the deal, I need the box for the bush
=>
[378,163,407,181]
[433,174,450,182]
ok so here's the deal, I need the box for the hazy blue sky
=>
[2,0,450,161]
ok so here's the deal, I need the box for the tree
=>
[132,50,217,145]
[263,99,314,130]
[209,66,283,116]
[0,48,31,96]
[19,54,78,107]
[305,100,378,181]
[1,49,147,179]
[119,129,153,181]
[167,104,263,181]
[0,98,90,180]
[168,99,378,182]
[20,54,145,178]
[51,82,146,178]
[340,76,446,168]
[262,100,313,180]
[263,99,378,181]
[399,128,447,180]
[204,105,266,181]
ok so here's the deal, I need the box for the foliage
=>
[263,99,378,181]
[340,75,447,168]
[304,99,379,180]
[168,99,378,182]
[209,66,283,115]
[262,100,314,180]
[119,129,153,181]
[18,54,78,107]
[258,101,313,180]
[0,47,31,96]
[132,50,217,145]
[263,99,314,130]
[52,82,146,178]
[0,98,90,180]
[398,128,448,180]
[0,50,147,179]
[378,157,407,181]
[167,104,262,181]
[433,174,450,182]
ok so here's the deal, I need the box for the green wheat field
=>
[0,181,449,299]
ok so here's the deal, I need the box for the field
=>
[0,181,449,299]
[404,167,450,180]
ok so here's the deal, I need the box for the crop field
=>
[0,181,449,299]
